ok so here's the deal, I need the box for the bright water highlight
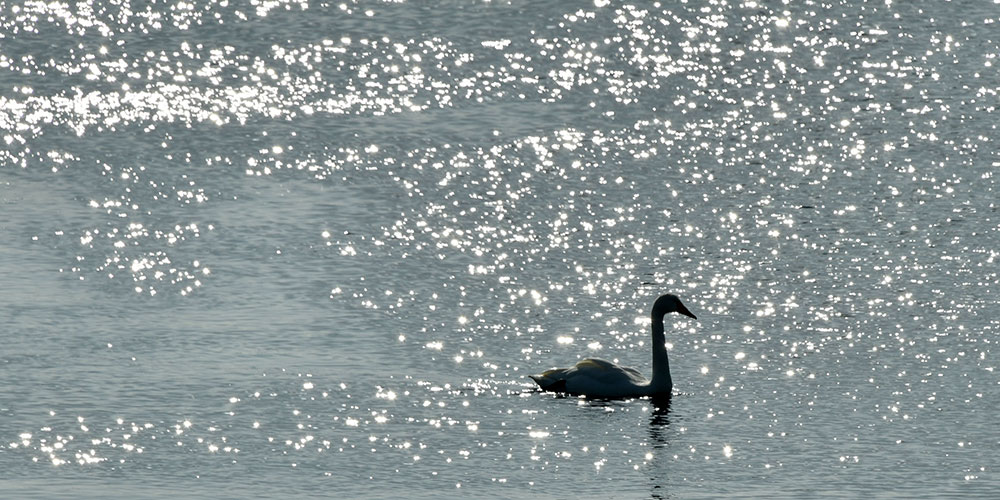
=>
[2,1,999,498]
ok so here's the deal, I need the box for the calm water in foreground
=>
[2,1,999,498]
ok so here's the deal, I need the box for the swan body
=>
[529,294,696,399]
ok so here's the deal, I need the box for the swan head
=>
[652,294,697,320]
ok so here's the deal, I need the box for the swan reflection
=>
[648,396,673,499]
[648,396,672,448]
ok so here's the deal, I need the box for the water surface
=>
[2,0,999,498]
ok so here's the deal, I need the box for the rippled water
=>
[2,0,999,497]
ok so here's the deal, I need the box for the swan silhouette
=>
[529,294,697,399]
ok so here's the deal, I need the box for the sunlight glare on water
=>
[1,0,999,498]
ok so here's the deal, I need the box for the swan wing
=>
[570,358,647,386]
[530,358,649,397]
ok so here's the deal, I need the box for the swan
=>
[529,294,697,399]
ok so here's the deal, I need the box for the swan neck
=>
[650,317,671,390]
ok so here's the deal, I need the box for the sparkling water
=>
[2,1,998,497]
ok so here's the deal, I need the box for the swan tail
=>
[529,373,568,393]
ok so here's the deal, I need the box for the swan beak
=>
[679,304,697,320]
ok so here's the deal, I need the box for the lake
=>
[1,0,998,498]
